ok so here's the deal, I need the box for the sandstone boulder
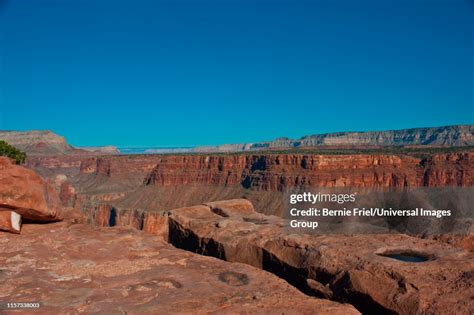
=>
[0,157,62,222]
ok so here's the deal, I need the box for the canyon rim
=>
[1,1,473,313]
[0,126,473,314]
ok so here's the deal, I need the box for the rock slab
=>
[0,219,359,314]
[166,199,474,315]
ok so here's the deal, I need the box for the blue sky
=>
[0,0,473,147]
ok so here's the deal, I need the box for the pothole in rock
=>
[377,250,434,263]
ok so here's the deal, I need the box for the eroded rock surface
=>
[0,218,359,314]
[164,199,473,315]
[75,199,473,314]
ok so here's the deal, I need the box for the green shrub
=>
[0,140,27,164]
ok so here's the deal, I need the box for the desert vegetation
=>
[0,140,27,164]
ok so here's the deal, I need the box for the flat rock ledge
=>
[0,219,359,314]
[80,199,473,314]
[165,199,473,315]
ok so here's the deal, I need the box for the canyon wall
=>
[142,153,473,190]
[66,152,474,217]
[76,155,164,194]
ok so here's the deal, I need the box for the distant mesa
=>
[191,125,474,153]
[0,130,118,156]
[0,130,71,155]
[0,125,473,156]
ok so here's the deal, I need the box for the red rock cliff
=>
[142,153,473,190]
[80,156,162,178]
[422,153,473,187]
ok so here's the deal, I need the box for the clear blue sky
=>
[0,0,473,147]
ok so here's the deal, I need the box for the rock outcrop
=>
[76,199,473,314]
[167,200,473,314]
[0,216,359,314]
[0,157,62,223]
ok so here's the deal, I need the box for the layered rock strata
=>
[143,153,473,190]
[56,152,472,219]
[32,152,473,193]
[193,125,474,152]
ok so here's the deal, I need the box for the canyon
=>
[0,158,362,314]
[0,128,473,314]
[1,153,472,313]
[25,151,473,220]
[1,192,471,314]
